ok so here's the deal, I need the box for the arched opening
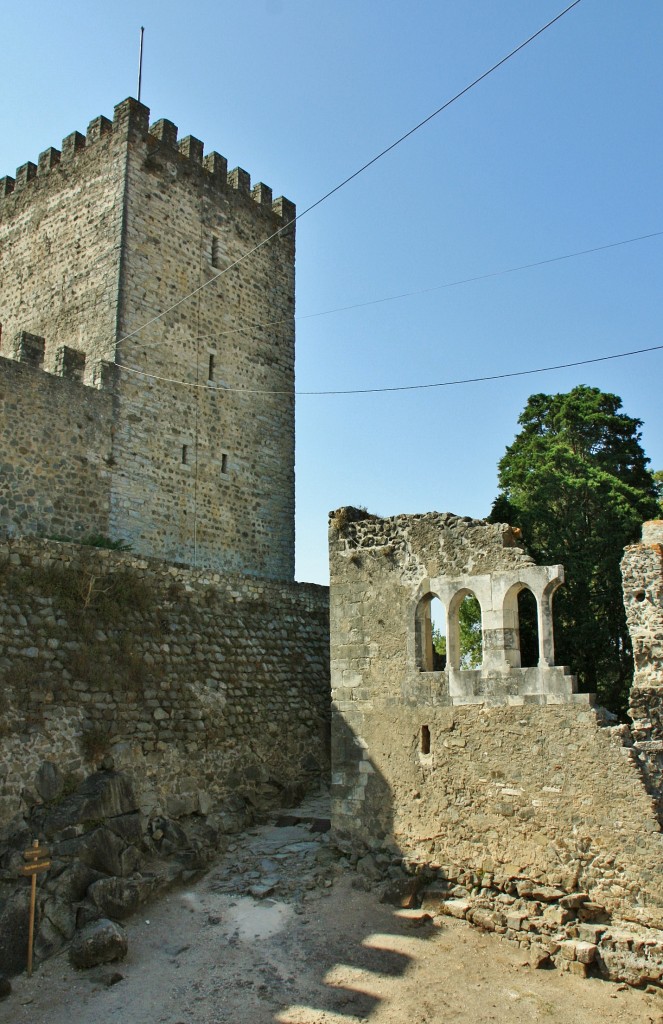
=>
[503,583,541,668]
[415,593,446,671]
[430,596,446,670]
[517,588,539,667]
[448,590,483,670]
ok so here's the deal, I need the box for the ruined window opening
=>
[181,445,189,465]
[421,725,431,755]
[447,591,483,671]
[517,588,539,667]
[211,236,221,269]
[220,452,228,475]
[430,596,446,670]
[415,594,446,671]
[208,353,215,381]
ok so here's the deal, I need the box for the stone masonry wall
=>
[0,539,330,826]
[0,111,123,372]
[622,520,663,819]
[330,509,663,935]
[110,101,296,576]
[0,357,114,540]
[1,98,296,579]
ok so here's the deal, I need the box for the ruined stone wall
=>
[0,539,330,826]
[0,357,114,540]
[1,98,296,579]
[622,520,663,818]
[329,509,663,931]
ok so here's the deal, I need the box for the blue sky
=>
[2,1,661,584]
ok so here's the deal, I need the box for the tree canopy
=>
[654,470,663,516]
[489,386,658,713]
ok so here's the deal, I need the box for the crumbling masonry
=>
[330,509,663,984]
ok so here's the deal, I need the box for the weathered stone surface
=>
[38,772,138,835]
[559,891,589,909]
[35,761,64,802]
[356,854,381,881]
[381,878,422,908]
[0,542,329,829]
[47,861,103,902]
[88,876,154,919]
[0,890,33,975]
[529,944,551,969]
[575,941,598,965]
[439,899,471,920]
[468,907,507,932]
[622,523,663,689]
[69,918,128,969]
[54,826,127,876]
[329,510,663,989]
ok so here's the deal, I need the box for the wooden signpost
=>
[20,839,50,977]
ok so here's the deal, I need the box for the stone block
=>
[69,919,128,969]
[575,941,598,964]
[439,899,470,919]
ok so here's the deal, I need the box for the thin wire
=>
[113,0,583,352]
[190,229,663,343]
[119,342,663,396]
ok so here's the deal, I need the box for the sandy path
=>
[3,794,662,1024]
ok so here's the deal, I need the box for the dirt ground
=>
[3,792,662,1024]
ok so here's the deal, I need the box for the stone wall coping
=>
[2,537,328,600]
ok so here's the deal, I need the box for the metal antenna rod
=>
[137,26,145,102]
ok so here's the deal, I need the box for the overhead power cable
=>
[190,229,663,343]
[113,0,583,351]
[120,342,663,396]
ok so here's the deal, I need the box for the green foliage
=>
[458,596,482,668]
[81,534,132,552]
[489,386,658,713]
[431,596,482,669]
[654,470,663,516]
[432,628,446,657]
[39,533,132,551]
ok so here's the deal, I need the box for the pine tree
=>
[489,386,658,713]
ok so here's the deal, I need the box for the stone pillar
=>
[538,582,557,667]
[622,521,663,689]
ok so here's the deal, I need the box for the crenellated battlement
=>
[3,330,116,390]
[0,97,296,224]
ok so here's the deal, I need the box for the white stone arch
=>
[414,589,437,672]
[446,586,484,672]
[540,574,564,666]
[491,566,565,668]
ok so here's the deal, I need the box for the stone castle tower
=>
[0,98,296,580]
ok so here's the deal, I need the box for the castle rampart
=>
[0,538,330,824]
[0,355,114,540]
[1,98,297,578]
